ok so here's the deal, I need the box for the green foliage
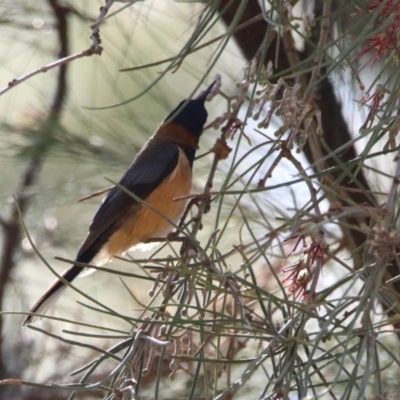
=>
[1,1,400,399]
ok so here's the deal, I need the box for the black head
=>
[165,81,215,137]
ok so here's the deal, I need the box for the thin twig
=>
[89,0,115,52]
[78,186,114,202]
[303,0,332,103]
[383,143,400,229]
[0,0,115,98]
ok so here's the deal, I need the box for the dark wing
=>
[76,141,180,262]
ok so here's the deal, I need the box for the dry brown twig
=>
[0,0,115,98]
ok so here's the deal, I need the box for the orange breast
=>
[103,148,192,258]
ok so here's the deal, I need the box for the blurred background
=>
[1,0,400,399]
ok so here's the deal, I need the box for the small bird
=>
[23,82,215,325]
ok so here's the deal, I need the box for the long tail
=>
[23,265,83,325]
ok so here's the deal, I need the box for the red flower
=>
[358,0,400,60]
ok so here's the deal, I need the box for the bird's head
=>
[164,81,215,137]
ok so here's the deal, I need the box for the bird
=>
[23,81,215,325]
